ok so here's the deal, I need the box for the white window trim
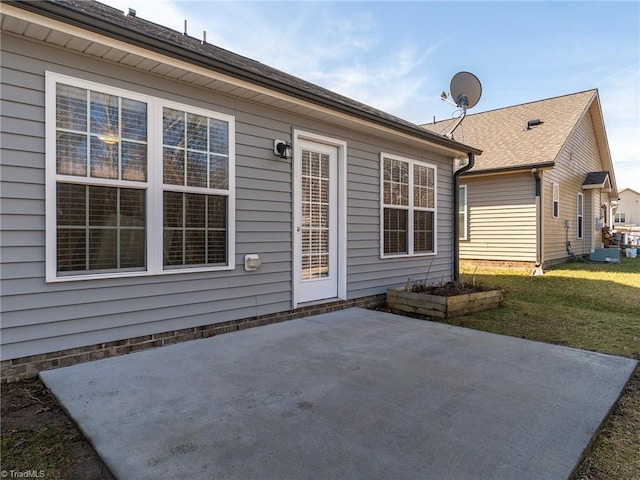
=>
[379,152,437,258]
[577,192,584,239]
[45,72,235,282]
[552,182,560,219]
[459,184,468,241]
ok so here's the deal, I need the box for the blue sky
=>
[103,0,640,191]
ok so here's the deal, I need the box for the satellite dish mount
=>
[441,71,482,138]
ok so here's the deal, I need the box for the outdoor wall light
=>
[273,139,292,159]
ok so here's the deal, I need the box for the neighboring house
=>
[423,90,618,268]
[614,188,640,226]
[614,188,640,246]
[0,0,480,380]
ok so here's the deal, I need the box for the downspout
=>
[453,152,475,281]
[531,168,544,275]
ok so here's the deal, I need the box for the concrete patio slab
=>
[40,308,636,480]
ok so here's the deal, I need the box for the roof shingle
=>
[583,171,610,187]
[11,0,479,154]
[422,90,598,172]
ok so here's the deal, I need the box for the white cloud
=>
[101,0,444,122]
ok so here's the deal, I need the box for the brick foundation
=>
[1,295,385,383]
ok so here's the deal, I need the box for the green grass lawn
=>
[456,258,640,357]
[453,257,640,480]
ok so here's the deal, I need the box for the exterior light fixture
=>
[273,139,291,159]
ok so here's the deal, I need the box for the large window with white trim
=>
[381,153,436,257]
[47,73,235,281]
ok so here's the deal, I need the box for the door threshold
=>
[296,297,343,309]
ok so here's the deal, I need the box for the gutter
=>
[453,152,475,281]
[8,0,481,157]
[531,168,544,275]
[461,161,555,178]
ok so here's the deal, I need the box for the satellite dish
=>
[439,71,482,139]
[450,71,482,111]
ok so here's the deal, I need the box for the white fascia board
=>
[3,4,470,158]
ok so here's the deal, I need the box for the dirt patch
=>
[1,378,114,480]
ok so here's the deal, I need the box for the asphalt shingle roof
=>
[422,90,598,173]
[12,0,479,154]
[583,171,610,187]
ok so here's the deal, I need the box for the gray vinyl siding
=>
[542,110,612,262]
[460,173,537,262]
[1,32,457,360]
[345,140,455,298]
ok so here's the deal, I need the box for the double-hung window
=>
[381,153,437,257]
[577,193,584,239]
[161,105,231,268]
[46,72,235,281]
[458,185,468,240]
[552,182,560,218]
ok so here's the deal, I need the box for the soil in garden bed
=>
[405,281,495,296]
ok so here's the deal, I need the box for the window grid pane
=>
[163,147,185,185]
[90,135,119,179]
[56,184,145,274]
[383,158,409,206]
[56,84,87,131]
[56,83,147,181]
[413,164,434,208]
[163,192,227,268]
[383,208,408,255]
[56,132,88,176]
[162,107,229,190]
[414,210,434,253]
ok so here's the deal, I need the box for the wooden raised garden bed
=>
[387,283,505,319]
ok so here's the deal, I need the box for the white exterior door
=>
[294,138,338,304]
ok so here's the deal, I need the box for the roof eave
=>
[8,0,481,157]
[461,162,556,177]
[588,94,618,197]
